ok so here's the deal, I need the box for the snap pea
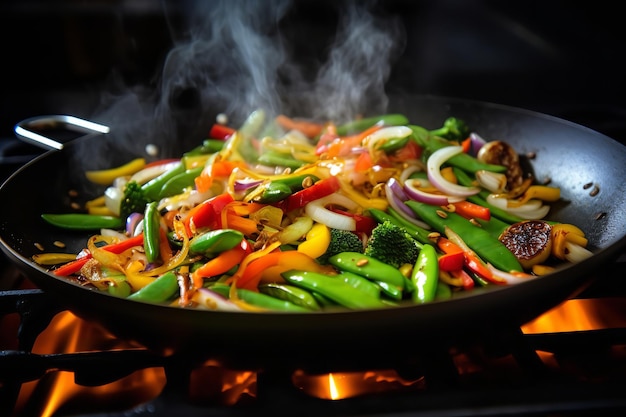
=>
[107,278,132,298]
[435,281,452,300]
[335,271,381,300]
[41,213,124,231]
[405,201,522,272]
[189,229,244,256]
[335,114,409,136]
[210,283,310,312]
[378,135,410,153]
[183,139,225,156]
[143,201,161,263]
[257,151,306,169]
[282,269,388,309]
[127,271,178,303]
[159,166,203,198]
[141,162,185,201]
[327,252,406,290]
[256,174,320,204]
[259,282,322,310]
[411,243,439,304]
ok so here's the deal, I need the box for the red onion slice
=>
[404,179,464,206]
[426,146,480,197]
[192,288,245,311]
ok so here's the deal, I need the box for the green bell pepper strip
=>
[281,269,388,309]
[411,243,439,303]
[41,213,124,231]
[335,114,409,136]
[405,201,522,272]
[327,252,407,290]
[256,174,320,204]
[259,282,322,310]
[367,207,430,245]
[143,201,161,263]
[141,162,185,201]
[189,229,244,256]
[158,166,203,198]
[127,271,178,303]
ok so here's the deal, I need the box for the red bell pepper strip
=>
[451,268,475,291]
[183,193,234,235]
[437,236,503,284]
[452,200,491,221]
[438,251,465,272]
[282,175,341,213]
[53,234,145,276]
[209,124,236,140]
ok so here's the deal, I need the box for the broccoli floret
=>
[120,180,149,220]
[318,228,364,264]
[364,220,420,268]
[429,117,470,141]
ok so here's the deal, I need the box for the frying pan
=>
[2,95,625,370]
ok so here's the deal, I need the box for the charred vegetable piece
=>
[477,140,524,190]
[498,220,553,269]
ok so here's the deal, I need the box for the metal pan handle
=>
[14,115,110,151]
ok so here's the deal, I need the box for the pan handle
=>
[14,115,110,151]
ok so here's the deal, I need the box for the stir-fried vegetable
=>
[35,111,594,311]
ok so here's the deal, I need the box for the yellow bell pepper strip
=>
[32,253,81,266]
[551,223,588,260]
[281,269,388,310]
[127,271,179,304]
[507,185,561,208]
[235,249,328,291]
[411,243,439,304]
[327,252,407,290]
[85,158,146,185]
[297,223,331,259]
[143,202,161,263]
[191,239,252,290]
[124,260,158,290]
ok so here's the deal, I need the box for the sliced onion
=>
[486,264,537,285]
[130,160,182,185]
[104,186,123,216]
[364,126,412,150]
[468,132,487,156]
[427,146,480,197]
[487,195,550,219]
[399,164,424,183]
[475,170,507,193]
[234,178,263,192]
[126,212,144,235]
[564,241,593,263]
[192,288,245,311]
[305,194,357,231]
[384,183,431,230]
[386,177,408,201]
[404,178,465,206]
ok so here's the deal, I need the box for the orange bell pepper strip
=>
[452,200,491,221]
[275,114,324,139]
[191,239,252,290]
[324,124,383,158]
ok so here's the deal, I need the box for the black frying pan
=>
[2,95,625,370]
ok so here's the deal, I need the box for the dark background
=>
[1,0,625,173]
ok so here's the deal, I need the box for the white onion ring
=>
[131,161,182,185]
[487,195,550,219]
[305,193,357,231]
[427,146,480,197]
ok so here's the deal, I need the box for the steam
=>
[92,0,405,158]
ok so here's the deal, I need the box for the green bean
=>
[159,166,203,198]
[183,139,225,156]
[41,213,124,231]
[141,162,185,201]
[257,151,305,169]
[143,201,161,263]
[411,243,439,303]
[259,282,322,310]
